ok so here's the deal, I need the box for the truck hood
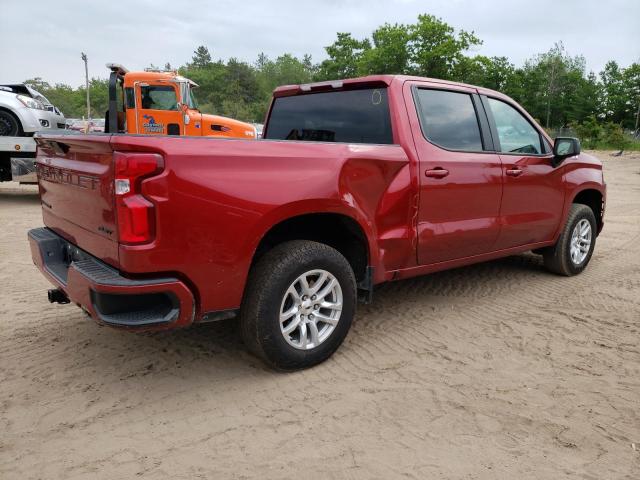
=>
[576,151,602,167]
[199,113,256,139]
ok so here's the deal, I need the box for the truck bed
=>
[33,131,411,321]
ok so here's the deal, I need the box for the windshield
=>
[187,86,199,109]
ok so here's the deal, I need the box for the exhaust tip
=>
[48,289,70,304]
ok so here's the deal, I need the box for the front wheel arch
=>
[571,188,604,233]
[250,211,371,284]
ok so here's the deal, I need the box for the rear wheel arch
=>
[250,212,371,284]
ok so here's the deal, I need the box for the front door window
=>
[139,85,179,111]
[488,98,542,154]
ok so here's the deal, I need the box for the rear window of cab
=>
[264,88,393,145]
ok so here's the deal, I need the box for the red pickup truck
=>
[29,75,606,370]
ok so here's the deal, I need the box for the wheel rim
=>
[279,269,343,351]
[570,219,592,265]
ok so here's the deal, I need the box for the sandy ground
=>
[1,151,639,479]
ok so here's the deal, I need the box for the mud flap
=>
[357,266,374,304]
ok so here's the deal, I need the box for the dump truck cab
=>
[106,64,256,139]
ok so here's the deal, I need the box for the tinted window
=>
[140,85,178,111]
[488,98,542,154]
[265,88,393,144]
[125,87,135,109]
[187,88,199,109]
[415,89,483,151]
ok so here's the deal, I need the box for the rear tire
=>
[0,110,21,137]
[543,204,597,276]
[240,240,356,371]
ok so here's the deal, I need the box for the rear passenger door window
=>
[487,98,542,154]
[414,89,484,152]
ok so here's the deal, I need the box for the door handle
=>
[425,168,449,179]
[506,168,524,177]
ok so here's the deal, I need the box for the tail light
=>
[114,152,164,244]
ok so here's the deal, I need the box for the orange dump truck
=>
[105,64,256,139]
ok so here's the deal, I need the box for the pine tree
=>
[192,46,212,68]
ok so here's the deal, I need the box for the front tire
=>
[240,240,356,371]
[0,110,21,137]
[543,204,597,276]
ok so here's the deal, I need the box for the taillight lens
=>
[114,152,164,244]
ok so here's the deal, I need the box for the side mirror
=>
[552,137,581,166]
[179,103,190,125]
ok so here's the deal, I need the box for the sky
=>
[1,0,639,86]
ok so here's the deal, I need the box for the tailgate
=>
[35,134,119,267]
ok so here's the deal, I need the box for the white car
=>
[0,84,66,136]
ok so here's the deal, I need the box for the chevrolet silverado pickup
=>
[29,75,606,370]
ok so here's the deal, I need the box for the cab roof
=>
[273,74,507,100]
[115,69,198,88]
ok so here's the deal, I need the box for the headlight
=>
[16,94,46,110]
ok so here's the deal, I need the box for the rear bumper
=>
[28,227,195,330]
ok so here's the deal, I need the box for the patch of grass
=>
[592,138,640,151]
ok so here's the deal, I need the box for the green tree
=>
[180,60,227,113]
[481,57,516,91]
[452,56,516,91]
[17,18,640,140]
[408,14,481,79]
[23,77,52,92]
[317,33,371,80]
[563,70,599,125]
[602,122,628,149]
[599,61,627,124]
[23,77,85,117]
[77,78,110,118]
[515,43,589,128]
[358,23,411,74]
[319,15,481,81]
[253,53,316,121]
[257,54,314,90]
[43,84,81,117]
[573,116,602,148]
[622,63,640,129]
[191,45,213,69]
[221,58,261,121]
[255,52,269,70]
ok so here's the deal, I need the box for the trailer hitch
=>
[48,288,70,304]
